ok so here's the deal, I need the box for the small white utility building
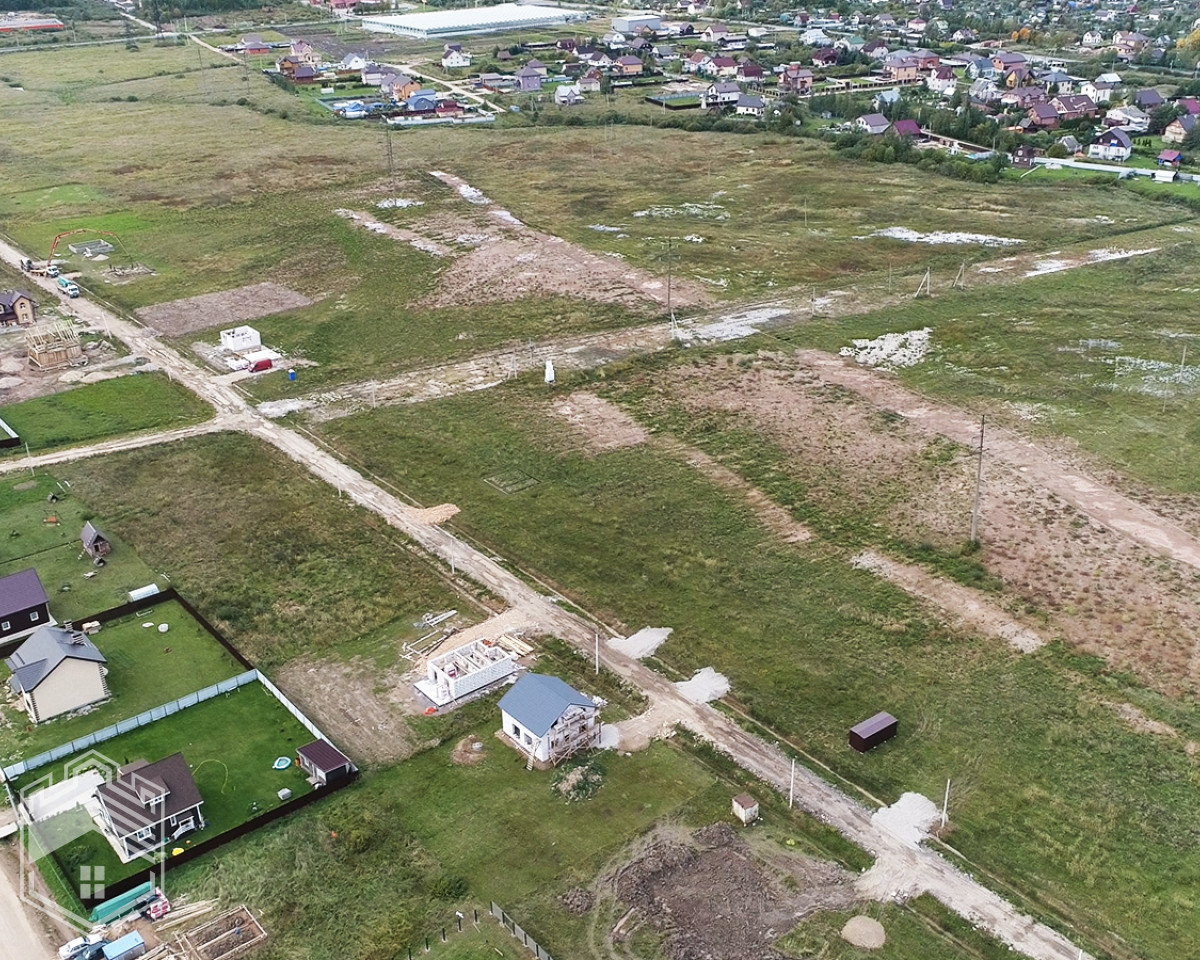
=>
[219,326,261,352]
[415,639,515,707]
[498,673,600,766]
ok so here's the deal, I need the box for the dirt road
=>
[797,349,1200,575]
[0,238,1095,960]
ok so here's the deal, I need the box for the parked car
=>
[58,933,107,960]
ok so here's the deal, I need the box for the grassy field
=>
[0,475,160,622]
[314,383,1200,960]
[0,599,245,761]
[765,245,1200,494]
[55,432,473,666]
[21,680,313,887]
[0,43,1193,396]
[0,374,212,455]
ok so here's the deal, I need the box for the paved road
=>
[0,238,1096,960]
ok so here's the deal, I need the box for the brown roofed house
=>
[96,753,204,859]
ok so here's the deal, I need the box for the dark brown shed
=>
[849,711,898,752]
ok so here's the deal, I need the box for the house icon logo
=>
[16,749,167,930]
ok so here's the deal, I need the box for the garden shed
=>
[849,711,898,752]
[298,739,354,786]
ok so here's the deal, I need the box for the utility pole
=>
[969,415,985,543]
[941,778,950,828]
[594,632,599,674]
[788,758,795,809]
[384,124,396,184]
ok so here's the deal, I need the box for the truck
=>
[21,259,59,278]
[101,931,145,960]
[57,276,80,298]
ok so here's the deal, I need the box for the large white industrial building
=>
[360,3,586,39]
[612,12,661,33]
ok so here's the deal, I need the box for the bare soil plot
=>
[342,174,712,311]
[608,823,858,960]
[134,282,313,336]
[551,391,649,453]
[655,351,1200,697]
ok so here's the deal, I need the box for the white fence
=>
[1,671,259,780]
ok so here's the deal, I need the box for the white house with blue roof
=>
[498,673,599,766]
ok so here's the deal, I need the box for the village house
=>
[1081,30,1105,48]
[554,84,585,106]
[705,55,737,78]
[1039,69,1074,94]
[498,673,599,767]
[578,68,603,93]
[735,93,764,118]
[613,54,644,77]
[1105,104,1149,133]
[991,51,1027,74]
[1051,94,1098,121]
[81,521,112,563]
[360,62,384,86]
[0,290,36,326]
[6,625,108,724]
[892,118,921,138]
[516,66,543,93]
[1112,30,1149,59]
[1080,79,1116,104]
[1133,88,1164,111]
[1157,148,1182,168]
[240,34,270,56]
[779,63,814,95]
[1027,102,1060,129]
[441,43,471,69]
[1002,86,1047,110]
[861,39,889,60]
[737,60,764,85]
[926,65,956,96]
[288,39,321,66]
[811,48,838,68]
[1163,114,1197,144]
[701,80,741,109]
[856,113,890,135]
[1012,143,1041,168]
[682,50,711,74]
[96,753,204,859]
[884,55,920,82]
[0,568,51,644]
[380,72,421,101]
[1088,128,1133,161]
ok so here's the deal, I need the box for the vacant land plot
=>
[317,384,1200,960]
[56,432,472,666]
[0,373,211,454]
[0,475,160,622]
[135,282,314,336]
[0,598,246,760]
[19,681,313,887]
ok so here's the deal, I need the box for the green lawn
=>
[0,475,160,621]
[57,432,474,667]
[20,681,314,888]
[0,599,246,762]
[315,384,1200,960]
[0,373,212,456]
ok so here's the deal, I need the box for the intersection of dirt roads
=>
[12,230,1199,959]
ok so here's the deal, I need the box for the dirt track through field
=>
[0,236,1106,960]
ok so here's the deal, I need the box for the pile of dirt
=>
[559,887,596,914]
[554,759,604,802]
[841,915,886,949]
[450,738,485,766]
[611,825,857,960]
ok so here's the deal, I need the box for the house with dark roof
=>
[779,63,813,94]
[96,753,203,859]
[297,739,354,786]
[701,80,741,109]
[892,118,921,138]
[614,54,644,76]
[855,113,890,135]
[735,93,764,118]
[6,625,107,724]
[1157,149,1182,168]
[0,568,51,645]
[498,673,599,766]
[81,522,111,563]
[516,65,543,92]
[1089,128,1133,162]
[0,290,36,326]
[1050,94,1097,121]
[1027,102,1060,129]
[1163,114,1196,144]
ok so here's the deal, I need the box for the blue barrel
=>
[288,368,297,381]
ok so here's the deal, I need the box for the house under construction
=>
[498,673,600,768]
[414,638,516,707]
[26,321,82,370]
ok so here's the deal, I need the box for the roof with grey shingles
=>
[6,625,105,694]
[0,290,35,310]
[498,673,595,738]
